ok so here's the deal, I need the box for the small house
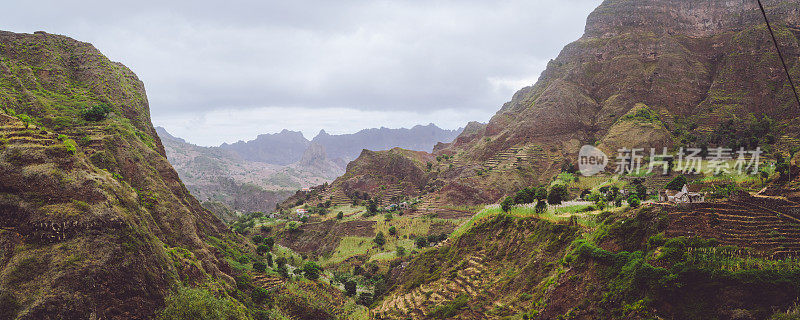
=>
[660,184,704,204]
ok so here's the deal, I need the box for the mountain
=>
[217,123,462,165]
[318,0,800,207]
[159,124,462,216]
[311,124,463,162]
[220,129,309,165]
[156,127,332,218]
[0,31,242,319]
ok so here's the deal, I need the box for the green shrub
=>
[157,287,248,320]
[63,138,78,154]
[345,280,357,296]
[415,236,428,248]
[302,261,323,281]
[253,262,267,272]
[388,226,397,236]
[285,221,300,232]
[628,195,641,208]
[665,175,687,191]
[430,293,469,319]
[82,104,111,121]
[374,231,386,247]
[263,237,274,250]
[251,287,271,305]
[548,185,569,205]
[501,196,515,212]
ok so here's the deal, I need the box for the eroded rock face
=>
[0,31,238,319]
[433,0,800,202]
[320,0,800,206]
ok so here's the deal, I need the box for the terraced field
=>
[375,253,490,319]
[666,196,800,258]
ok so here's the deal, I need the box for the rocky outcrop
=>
[0,31,240,319]
[327,0,800,206]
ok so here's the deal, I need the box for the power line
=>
[757,0,800,110]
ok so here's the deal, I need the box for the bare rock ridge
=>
[217,123,463,165]
[0,30,241,319]
[318,0,800,207]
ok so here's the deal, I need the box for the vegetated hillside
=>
[0,30,241,319]
[320,0,800,207]
[280,147,438,209]
[0,30,360,320]
[375,197,800,319]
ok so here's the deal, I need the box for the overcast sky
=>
[3,0,601,146]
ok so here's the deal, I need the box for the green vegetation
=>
[430,293,469,319]
[664,174,687,190]
[81,104,112,121]
[157,287,249,320]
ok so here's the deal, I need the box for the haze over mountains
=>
[157,124,462,217]
[218,123,463,165]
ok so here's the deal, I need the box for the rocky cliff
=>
[0,31,243,319]
[325,0,800,206]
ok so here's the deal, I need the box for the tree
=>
[596,200,606,210]
[253,262,267,272]
[251,287,270,305]
[513,187,536,204]
[263,236,275,250]
[628,195,641,208]
[535,200,547,214]
[614,196,623,207]
[256,244,270,255]
[501,196,515,212]
[82,104,112,122]
[397,246,406,256]
[265,253,273,267]
[664,175,687,191]
[635,184,648,199]
[345,280,357,296]
[373,231,386,247]
[367,199,378,214]
[415,236,428,249]
[535,187,548,201]
[336,211,344,220]
[388,226,397,236]
[302,262,322,281]
[275,257,287,269]
[252,235,263,244]
[548,185,569,205]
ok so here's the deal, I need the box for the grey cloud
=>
[2,0,602,138]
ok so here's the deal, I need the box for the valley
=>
[3,0,800,319]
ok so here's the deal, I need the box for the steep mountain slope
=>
[324,0,800,207]
[376,203,800,319]
[0,31,243,319]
